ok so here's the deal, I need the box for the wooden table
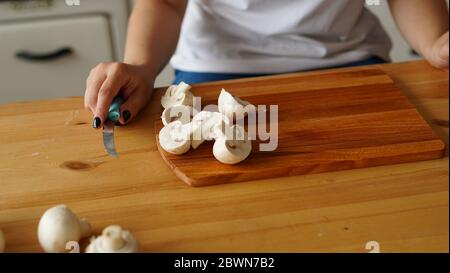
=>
[0,61,448,253]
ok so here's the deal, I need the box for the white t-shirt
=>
[171,0,392,74]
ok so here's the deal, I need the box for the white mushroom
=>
[161,105,195,126]
[86,225,138,253]
[218,89,253,121]
[37,204,91,253]
[213,124,252,165]
[0,228,5,253]
[159,120,191,155]
[191,111,230,149]
[161,81,194,109]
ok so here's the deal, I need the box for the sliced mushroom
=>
[218,89,253,121]
[86,225,138,253]
[0,228,5,253]
[191,111,230,149]
[159,120,191,155]
[213,124,252,165]
[161,81,194,109]
[37,205,92,253]
[161,105,195,126]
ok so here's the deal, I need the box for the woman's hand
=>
[84,62,154,128]
[425,31,449,70]
[84,0,187,129]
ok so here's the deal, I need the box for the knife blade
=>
[103,120,118,157]
[102,96,123,157]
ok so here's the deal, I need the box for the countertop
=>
[0,60,448,252]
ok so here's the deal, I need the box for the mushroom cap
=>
[86,225,138,253]
[191,111,230,149]
[0,228,5,253]
[37,205,91,253]
[161,82,194,109]
[161,105,195,126]
[213,125,252,165]
[159,121,191,155]
[218,89,252,121]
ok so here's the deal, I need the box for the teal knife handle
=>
[107,97,123,122]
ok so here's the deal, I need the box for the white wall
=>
[154,61,175,87]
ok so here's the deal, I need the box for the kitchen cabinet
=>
[0,0,129,104]
[0,15,113,103]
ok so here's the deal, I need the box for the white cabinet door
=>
[0,15,113,104]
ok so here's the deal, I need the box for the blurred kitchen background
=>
[0,0,445,104]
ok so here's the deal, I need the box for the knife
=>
[103,96,123,157]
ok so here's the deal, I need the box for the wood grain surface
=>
[155,68,445,186]
[0,61,448,252]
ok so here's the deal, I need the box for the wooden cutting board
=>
[155,68,445,187]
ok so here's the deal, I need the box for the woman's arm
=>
[125,0,187,76]
[85,0,187,127]
[389,0,449,69]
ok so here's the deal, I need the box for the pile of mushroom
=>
[86,225,138,253]
[37,205,92,253]
[36,204,139,253]
[159,82,253,164]
[0,228,5,253]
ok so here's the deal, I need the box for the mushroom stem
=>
[79,218,92,238]
[101,225,126,251]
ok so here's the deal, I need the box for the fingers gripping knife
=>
[103,97,123,157]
